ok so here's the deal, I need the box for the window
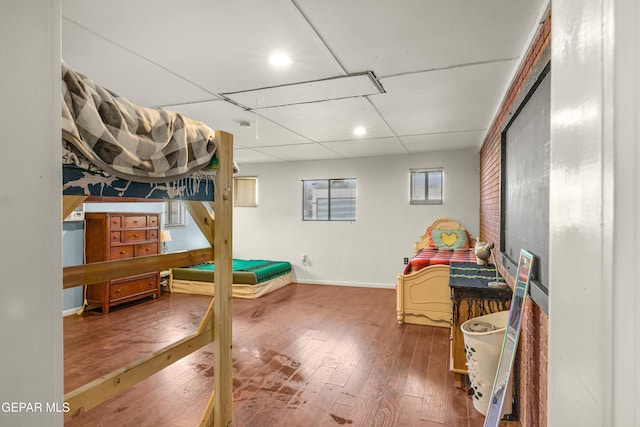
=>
[234,176,258,207]
[164,200,186,227]
[410,168,443,205]
[303,178,356,221]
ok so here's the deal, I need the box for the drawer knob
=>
[145,247,150,251]
[115,289,121,293]
[120,250,126,254]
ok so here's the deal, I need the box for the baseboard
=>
[295,279,394,289]
[63,306,83,317]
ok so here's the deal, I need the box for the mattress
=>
[403,248,476,274]
[171,273,292,299]
[172,259,292,285]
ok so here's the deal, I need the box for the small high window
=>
[164,200,186,227]
[234,176,258,207]
[410,168,443,205]
[303,178,356,221]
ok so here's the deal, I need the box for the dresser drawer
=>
[148,216,159,227]
[135,243,158,257]
[109,216,122,229]
[148,229,158,241]
[109,274,159,302]
[110,245,134,260]
[124,215,147,228]
[110,231,122,243]
[123,230,147,242]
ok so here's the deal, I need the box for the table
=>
[448,262,512,385]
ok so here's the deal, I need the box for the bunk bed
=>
[172,259,293,299]
[396,217,477,327]
[60,62,233,426]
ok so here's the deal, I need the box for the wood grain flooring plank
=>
[319,401,356,426]
[324,343,361,388]
[330,346,379,407]
[389,323,421,378]
[420,326,450,424]
[66,345,214,427]
[346,353,398,426]
[233,329,325,425]
[64,285,489,427]
[241,337,329,426]
[403,325,436,398]
[293,382,343,427]
[397,394,444,427]
[275,364,338,426]
[331,302,406,408]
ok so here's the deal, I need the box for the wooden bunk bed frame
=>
[62,130,234,426]
[396,217,475,328]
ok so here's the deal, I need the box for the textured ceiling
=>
[61,0,549,165]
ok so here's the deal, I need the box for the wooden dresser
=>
[84,212,161,314]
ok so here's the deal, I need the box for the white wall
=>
[549,0,639,426]
[611,1,640,424]
[0,1,63,425]
[233,149,479,288]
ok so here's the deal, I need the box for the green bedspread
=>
[173,259,292,285]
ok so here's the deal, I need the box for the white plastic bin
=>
[461,310,513,416]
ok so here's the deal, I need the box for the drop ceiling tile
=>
[162,100,313,149]
[321,137,408,158]
[62,0,343,94]
[372,60,516,136]
[254,144,343,162]
[62,19,215,107]
[295,0,547,76]
[224,73,382,109]
[258,97,393,142]
[61,0,548,164]
[234,148,287,165]
[399,130,486,153]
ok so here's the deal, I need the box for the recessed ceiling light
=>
[353,127,367,136]
[268,52,293,67]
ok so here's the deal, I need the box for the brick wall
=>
[478,11,550,427]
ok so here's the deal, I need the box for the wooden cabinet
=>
[84,212,161,313]
[448,262,512,385]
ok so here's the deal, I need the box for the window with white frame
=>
[164,200,186,227]
[234,176,258,207]
[410,168,443,205]
[303,178,356,221]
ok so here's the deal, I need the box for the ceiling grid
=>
[61,0,549,164]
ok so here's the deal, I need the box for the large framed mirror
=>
[484,249,534,426]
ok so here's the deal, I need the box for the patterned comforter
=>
[61,62,216,183]
[403,248,476,274]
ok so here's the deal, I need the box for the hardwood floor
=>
[64,283,485,427]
